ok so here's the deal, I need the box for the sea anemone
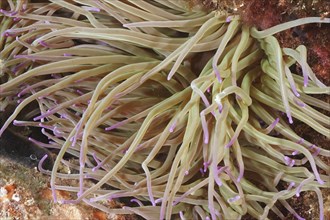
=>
[0,0,329,219]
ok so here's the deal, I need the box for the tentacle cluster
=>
[0,0,329,219]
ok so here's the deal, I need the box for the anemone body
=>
[0,0,329,219]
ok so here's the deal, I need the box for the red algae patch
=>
[0,154,134,219]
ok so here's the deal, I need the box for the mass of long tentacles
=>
[0,0,329,219]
